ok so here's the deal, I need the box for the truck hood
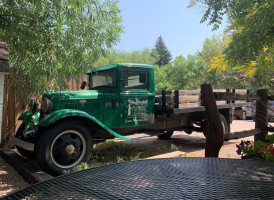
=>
[44,90,102,100]
[43,90,104,113]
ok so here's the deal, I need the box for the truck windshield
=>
[90,69,117,90]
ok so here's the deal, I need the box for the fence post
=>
[254,89,268,141]
[201,83,224,157]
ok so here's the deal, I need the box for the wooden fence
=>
[154,84,273,157]
[67,75,88,91]
[200,83,273,157]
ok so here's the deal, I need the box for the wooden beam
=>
[255,89,268,141]
[179,95,200,103]
[178,90,200,96]
[201,83,223,157]
[224,128,262,140]
[214,92,260,101]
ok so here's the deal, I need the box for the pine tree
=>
[153,36,172,66]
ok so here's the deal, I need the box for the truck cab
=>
[87,63,155,128]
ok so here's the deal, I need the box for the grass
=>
[76,140,184,171]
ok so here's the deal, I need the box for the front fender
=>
[18,110,40,129]
[39,109,130,141]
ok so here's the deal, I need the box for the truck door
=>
[119,68,155,127]
[89,68,120,128]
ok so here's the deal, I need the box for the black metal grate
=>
[2,158,274,199]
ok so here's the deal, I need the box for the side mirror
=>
[80,81,87,89]
[139,73,147,83]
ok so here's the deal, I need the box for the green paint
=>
[19,63,155,141]
[19,110,40,129]
[39,109,130,140]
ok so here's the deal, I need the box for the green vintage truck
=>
[13,63,248,175]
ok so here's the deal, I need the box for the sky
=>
[114,0,227,59]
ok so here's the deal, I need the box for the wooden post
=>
[254,89,268,141]
[174,90,179,109]
[232,89,235,104]
[162,90,166,130]
[226,89,230,104]
[0,42,10,147]
[201,83,224,157]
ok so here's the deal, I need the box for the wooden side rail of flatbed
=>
[155,88,252,112]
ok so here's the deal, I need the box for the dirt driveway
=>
[0,119,273,197]
[120,119,274,159]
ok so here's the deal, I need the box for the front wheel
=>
[36,120,92,175]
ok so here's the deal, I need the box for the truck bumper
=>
[12,136,35,151]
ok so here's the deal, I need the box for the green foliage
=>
[153,36,172,66]
[237,140,266,157]
[93,48,157,67]
[189,0,274,87]
[75,140,183,169]
[0,0,123,97]
[75,162,90,171]
[155,55,217,91]
[170,144,179,151]
[198,34,259,90]
[188,0,230,31]
[237,135,274,161]
[155,55,207,91]
[224,0,274,66]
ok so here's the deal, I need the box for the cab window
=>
[122,70,148,90]
[90,69,117,90]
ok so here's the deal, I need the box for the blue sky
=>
[114,0,227,59]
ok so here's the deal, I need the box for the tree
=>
[93,48,157,67]
[199,35,258,90]
[155,55,207,91]
[153,36,172,66]
[0,0,123,96]
[189,0,274,87]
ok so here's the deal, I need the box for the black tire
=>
[202,114,228,138]
[15,124,36,159]
[184,130,193,135]
[220,114,229,141]
[36,120,92,176]
[157,130,174,140]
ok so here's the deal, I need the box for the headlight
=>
[29,99,38,113]
[41,97,53,113]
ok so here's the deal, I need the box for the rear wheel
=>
[36,120,92,175]
[219,114,228,134]
[202,114,228,138]
[157,130,174,140]
[15,124,36,159]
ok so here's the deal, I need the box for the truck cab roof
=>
[88,63,154,74]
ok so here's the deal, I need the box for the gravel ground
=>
[0,120,273,198]
[0,156,30,197]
